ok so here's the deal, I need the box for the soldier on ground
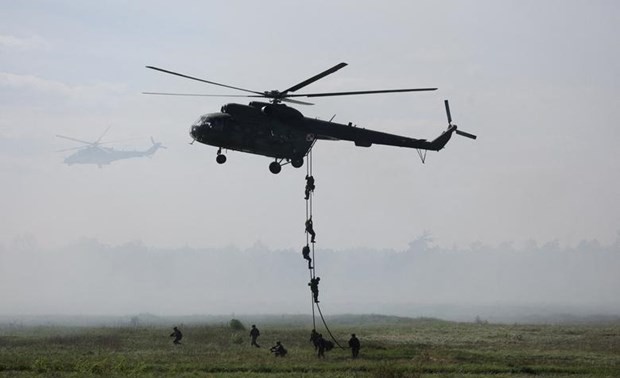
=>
[249,324,260,348]
[302,244,312,269]
[309,277,320,303]
[317,333,326,358]
[325,339,334,351]
[310,329,319,350]
[348,333,361,358]
[270,341,287,357]
[170,326,183,345]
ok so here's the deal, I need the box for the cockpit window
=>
[193,115,208,127]
[192,114,229,130]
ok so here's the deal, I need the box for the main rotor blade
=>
[281,62,348,94]
[56,146,86,152]
[142,91,314,105]
[146,66,264,96]
[95,125,111,144]
[56,134,94,145]
[444,99,452,124]
[281,98,314,106]
[287,87,437,98]
[455,129,477,140]
[143,92,261,97]
[98,137,143,145]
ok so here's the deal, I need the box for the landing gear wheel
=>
[216,154,227,164]
[291,158,304,168]
[269,161,282,174]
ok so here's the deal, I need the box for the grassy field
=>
[0,317,619,377]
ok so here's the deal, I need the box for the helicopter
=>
[56,127,166,168]
[144,62,475,174]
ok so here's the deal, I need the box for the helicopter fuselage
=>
[189,101,455,167]
[62,143,164,167]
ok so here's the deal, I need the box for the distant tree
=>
[407,231,434,253]
[129,316,140,328]
[523,239,539,252]
[11,233,38,252]
[577,239,602,253]
[229,318,245,331]
[542,239,561,253]
[475,315,488,325]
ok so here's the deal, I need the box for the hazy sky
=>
[1,0,619,251]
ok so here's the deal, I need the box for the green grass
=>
[0,319,618,377]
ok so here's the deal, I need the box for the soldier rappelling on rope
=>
[305,217,316,243]
[305,174,315,200]
[302,244,312,269]
[309,277,320,303]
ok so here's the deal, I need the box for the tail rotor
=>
[444,100,476,140]
[151,137,167,149]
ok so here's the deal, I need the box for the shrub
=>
[229,319,245,331]
[231,333,244,345]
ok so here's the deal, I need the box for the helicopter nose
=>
[190,125,200,140]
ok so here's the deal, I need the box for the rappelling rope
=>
[304,149,345,349]
[316,302,345,349]
[305,149,316,330]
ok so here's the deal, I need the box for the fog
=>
[2,2,620,323]
[1,234,618,323]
